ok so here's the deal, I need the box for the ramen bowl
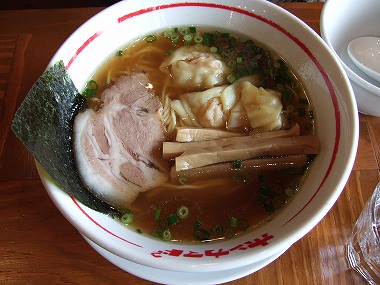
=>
[320,0,380,116]
[37,0,358,283]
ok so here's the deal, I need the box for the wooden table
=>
[1,3,379,284]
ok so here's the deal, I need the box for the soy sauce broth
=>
[84,26,316,242]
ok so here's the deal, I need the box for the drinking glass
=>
[346,182,380,284]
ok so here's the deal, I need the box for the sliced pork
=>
[74,72,170,209]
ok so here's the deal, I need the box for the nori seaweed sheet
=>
[11,61,117,214]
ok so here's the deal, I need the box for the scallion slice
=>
[259,186,275,199]
[164,29,174,38]
[193,220,201,230]
[178,175,187,185]
[236,57,243,64]
[121,212,134,224]
[179,27,188,35]
[237,219,249,231]
[213,224,224,234]
[230,217,238,228]
[291,179,300,190]
[167,213,179,226]
[171,34,179,43]
[82,80,98,98]
[162,229,172,241]
[189,26,197,33]
[177,206,189,219]
[184,34,193,43]
[232,172,247,184]
[154,209,161,221]
[284,187,294,197]
[227,74,237,84]
[145,34,157,43]
[232,160,243,169]
[193,35,203,44]
[209,46,218,53]
[193,228,211,241]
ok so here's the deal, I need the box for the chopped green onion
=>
[164,29,174,38]
[177,206,189,219]
[232,172,247,184]
[277,83,285,92]
[82,80,98,98]
[286,104,295,114]
[237,219,249,231]
[167,213,179,226]
[193,228,211,241]
[291,179,299,190]
[259,186,275,199]
[189,26,197,33]
[157,219,168,231]
[178,175,187,185]
[116,50,123,56]
[121,212,134,224]
[87,80,98,89]
[227,74,237,84]
[166,50,173,55]
[209,46,218,53]
[154,209,161,221]
[284,187,294,197]
[174,27,179,33]
[236,57,243,64]
[232,160,243,169]
[136,229,143,234]
[162,229,172,241]
[213,224,224,234]
[152,227,162,237]
[145,35,157,43]
[264,201,276,212]
[171,34,179,43]
[273,61,281,69]
[179,27,188,35]
[193,220,201,230]
[227,60,236,67]
[224,227,235,239]
[230,217,238,228]
[184,34,193,43]
[193,35,203,44]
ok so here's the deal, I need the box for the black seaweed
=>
[11,61,117,214]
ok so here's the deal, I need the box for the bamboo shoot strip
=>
[171,155,308,184]
[176,127,246,142]
[175,135,319,171]
[164,124,300,159]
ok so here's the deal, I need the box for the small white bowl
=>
[320,0,380,116]
[39,0,358,283]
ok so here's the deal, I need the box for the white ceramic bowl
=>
[320,0,380,117]
[39,0,358,283]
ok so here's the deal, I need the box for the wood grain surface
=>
[1,3,379,284]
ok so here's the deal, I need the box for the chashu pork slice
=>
[74,72,170,209]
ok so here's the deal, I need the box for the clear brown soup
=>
[85,27,316,243]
